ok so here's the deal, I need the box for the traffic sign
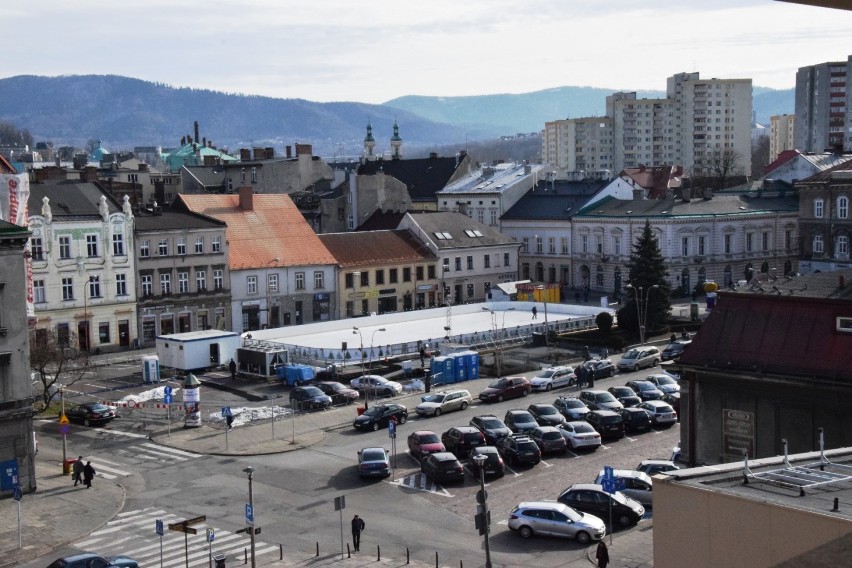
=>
[387,420,396,438]
[155,519,164,536]
[475,489,488,504]
[206,527,215,543]
[246,503,254,525]
[601,479,616,494]
[222,406,232,417]
[13,485,22,501]
[58,415,69,425]
[163,394,172,404]
[59,424,70,435]
[164,385,173,396]
[334,495,346,511]
[603,465,614,482]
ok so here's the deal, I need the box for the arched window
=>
[838,196,849,219]
[814,198,824,218]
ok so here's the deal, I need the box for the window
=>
[345,273,354,288]
[213,270,223,290]
[548,237,556,254]
[59,236,71,259]
[839,196,848,219]
[595,236,603,254]
[177,238,186,256]
[160,273,172,294]
[455,257,462,271]
[295,272,305,290]
[813,234,824,254]
[484,282,491,294]
[724,234,733,254]
[195,237,204,254]
[112,233,124,256]
[697,236,705,256]
[89,276,101,298]
[467,283,475,298]
[403,267,412,282]
[314,271,324,289]
[99,322,110,344]
[178,271,189,293]
[141,275,153,296]
[375,270,385,285]
[561,237,569,254]
[34,279,46,303]
[837,235,849,257]
[613,236,621,256]
[251,167,258,183]
[522,238,529,253]
[247,275,258,294]
[490,210,497,225]
[30,237,44,261]
[467,256,474,270]
[746,233,754,253]
[197,270,207,291]
[581,235,589,253]
[115,274,127,296]
[484,255,491,268]
[57,323,70,347]
[389,268,399,284]
[536,237,543,254]
[86,234,99,257]
[140,239,150,258]
[785,230,793,251]
[268,273,278,293]
[504,252,510,267]
[360,272,369,286]
[596,265,604,286]
[681,237,689,256]
[241,168,246,182]
[762,232,770,251]
[62,278,74,300]
[158,239,168,256]
[814,198,824,218]
[427,265,436,279]
[212,236,221,253]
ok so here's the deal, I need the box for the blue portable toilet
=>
[434,356,455,384]
[460,350,479,380]
[452,353,467,382]
[430,356,447,384]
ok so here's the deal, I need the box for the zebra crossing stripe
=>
[100,429,150,439]
[89,460,133,480]
[390,474,453,497]
[140,443,201,458]
[124,446,191,462]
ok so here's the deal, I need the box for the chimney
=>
[265,147,274,159]
[138,163,148,172]
[253,147,265,160]
[239,186,254,211]
[632,188,644,200]
[295,143,312,157]
[240,148,251,161]
[429,152,438,159]
[639,164,646,173]
[194,121,200,145]
[285,145,292,158]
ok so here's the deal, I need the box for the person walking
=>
[229,358,237,380]
[83,461,96,489]
[531,306,538,319]
[596,540,610,567]
[419,345,426,368]
[72,456,84,487]
[351,514,366,552]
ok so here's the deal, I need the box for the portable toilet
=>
[452,353,467,382]
[431,356,453,385]
[141,355,160,384]
[460,350,479,380]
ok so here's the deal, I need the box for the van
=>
[617,346,661,372]
[593,468,654,507]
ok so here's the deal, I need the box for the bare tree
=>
[699,148,744,191]
[30,329,92,408]
[751,135,770,180]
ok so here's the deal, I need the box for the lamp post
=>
[472,454,492,568]
[625,284,659,345]
[536,285,549,346]
[352,326,367,409]
[482,307,515,378]
[369,328,386,374]
[243,466,256,568]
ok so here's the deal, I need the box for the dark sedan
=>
[607,386,642,408]
[352,404,408,431]
[66,403,116,427]
[478,377,531,403]
[314,381,360,405]
[583,359,616,379]
[288,386,332,411]
[619,407,653,433]
[469,415,512,445]
[585,410,625,439]
[468,446,505,478]
[421,452,465,484]
[625,380,665,401]
[527,403,566,426]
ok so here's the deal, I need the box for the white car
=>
[530,366,575,392]
[415,389,473,417]
[557,421,601,450]
[349,375,403,397]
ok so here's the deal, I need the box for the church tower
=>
[390,120,403,159]
[364,122,376,161]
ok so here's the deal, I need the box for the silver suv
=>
[416,389,473,417]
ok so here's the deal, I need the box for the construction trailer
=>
[155,330,241,371]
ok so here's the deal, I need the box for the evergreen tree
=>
[617,221,672,338]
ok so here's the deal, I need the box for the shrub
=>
[595,311,614,332]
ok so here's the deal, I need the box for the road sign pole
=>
[167,404,171,438]
[159,534,163,568]
[271,399,275,440]
[16,497,21,549]
[225,424,229,452]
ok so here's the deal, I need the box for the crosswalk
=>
[75,507,280,567]
[390,473,454,497]
[91,443,202,480]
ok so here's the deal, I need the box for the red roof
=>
[620,165,682,199]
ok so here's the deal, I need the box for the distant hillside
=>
[0,75,792,158]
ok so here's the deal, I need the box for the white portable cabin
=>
[155,330,241,371]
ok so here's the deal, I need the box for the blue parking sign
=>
[164,386,173,396]
[388,420,396,438]
[156,519,164,536]
[246,503,254,525]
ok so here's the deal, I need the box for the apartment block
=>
[541,117,613,173]
[794,55,851,153]
[769,114,796,162]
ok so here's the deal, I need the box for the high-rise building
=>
[794,56,851,154]
[541,116,612,173]
[769,114,796,162]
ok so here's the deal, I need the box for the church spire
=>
[390,120,402,160]
[364,121,376,160]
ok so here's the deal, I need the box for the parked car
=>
[508,500,606,544]
[478,376,531,402]
[557,484,646,527]
[66,403,116,427]
[636,459,680,477]
[661,392,681,416]
[469,414,512,445]
[314,381,360,405]
[504,409,540,434]
[357,447,391,479]
[661,340,690,361]
[349,375,403,397]
[617,346,661,372]
[497,434,541,466]
[527,403,566,426]
[625,380,665,401]
[352,404,408,431]
[47,554,139,568]
[441,425,486,457]
[581,359,616,380]
[594,469,654,507]
[619,407,653,433]
[607,386,642,408]
[420,451,466,484]
[407,430,445,460]
[645,373,680,394]
[579,390,624,411]
[556,421,601,451]
[529,366,575,391]
[415,389,472,417]
[288,386,333,411]
[554,396,591,421]
[468,445,505,478]
[637,400,678,427]
[585,409,625,439]
[529,426,568,454]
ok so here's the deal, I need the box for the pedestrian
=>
[83,461,96,489]
[587,368,595,388]
[351,514,366,552]
[531,306,538,319]
[596,540,610,567]
[229,358,237,380]
[682,330,691,340]
[583,346,592,362]
[419,345,426,368]
[72,456,84,487]
[670,332,677,343]
[584,284,590,303]
[575,364,586,389]
[601,347,609,359]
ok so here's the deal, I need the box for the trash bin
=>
[213,554,226,568]
[63,458,76,475]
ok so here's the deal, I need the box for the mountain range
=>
[0,75,793,158]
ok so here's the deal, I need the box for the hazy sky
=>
[4,1,851,104]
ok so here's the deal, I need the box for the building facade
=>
[796,160,852,273]
[541,117,613,173]
[794,55,852,154]
[769,114,796,162]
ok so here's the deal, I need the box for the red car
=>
[407,430,445,460]
[478,377,532,403]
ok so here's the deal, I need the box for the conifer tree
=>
[617,221,671,338]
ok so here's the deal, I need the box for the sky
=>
[4,1,852,104]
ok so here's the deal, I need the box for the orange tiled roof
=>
[319,230,436,267]
[177,193,336,269]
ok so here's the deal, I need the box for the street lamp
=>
[472,454,492,568]
[369,328,386,374]
[625,284,660,345]
[482,307,515,378]
[243,466,256,568]
[536,285,549,346]
[352,326,367,409]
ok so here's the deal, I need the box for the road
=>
[27,360,674,568]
